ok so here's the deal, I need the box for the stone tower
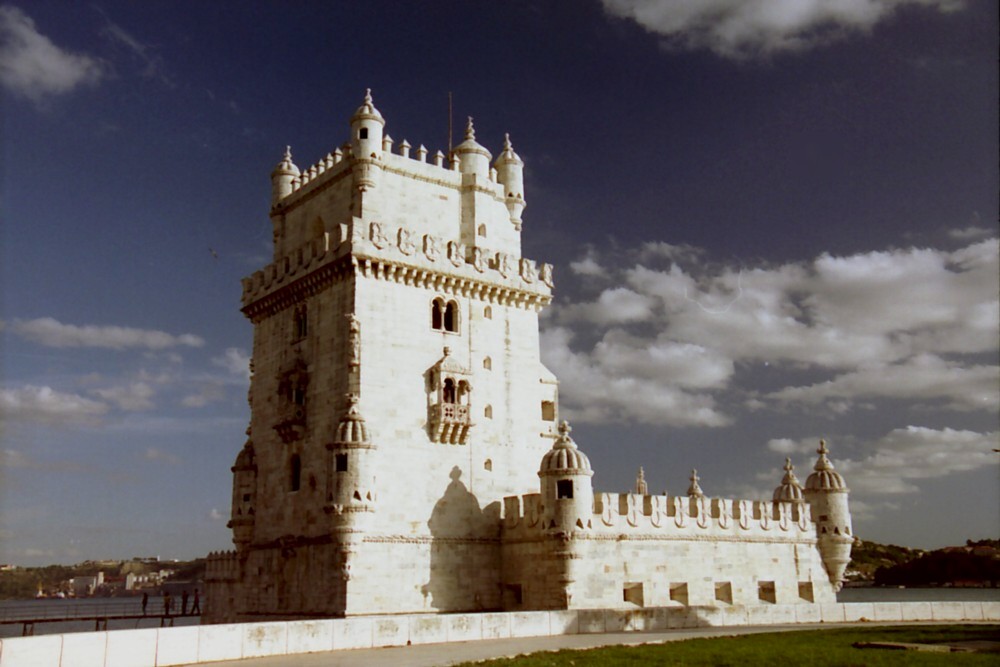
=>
[804,440,853,590]
[205,91,558,621]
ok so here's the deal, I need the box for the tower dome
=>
[773,458,805,502]
[350,88,385,125]
[805,440,847,491]
[453,117,492,178]
[334,394,370,445]
[271,146,300,204]
[540,421,592,475]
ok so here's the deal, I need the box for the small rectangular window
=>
[758,581,776,604]
[242,493,251,502]
[669,583,689,606]
[623,582,644,607]
[335,453,348,472]
[541,401,556,422]
[798,582,814,603]
[556,479,573,499]
[715,582,733,604]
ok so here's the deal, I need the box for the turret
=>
[494,133,526,228]
[803,440,853,590]
[350,89,385,191]
[538,421,594,532]
[270,146,300,205]
[453,117,492,179]
[228,440,257,551]
[325,395,377,531]
[635,467,648,495]
[773,458,805,503]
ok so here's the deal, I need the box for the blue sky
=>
[1,0,997,566]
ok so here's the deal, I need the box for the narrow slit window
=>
[444,301,458,333]
[335,453,348,472]
[289,455,301,492]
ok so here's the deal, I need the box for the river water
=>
[1,588,996,638]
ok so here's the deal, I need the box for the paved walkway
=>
[185,624,834,667]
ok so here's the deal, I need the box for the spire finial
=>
[635,466,648,495]
[346,393,359,406]
[364,88,372,104]
[284,145,292,160]
[818,439,828,455]
[558,420,571,437]
[784,457,793,473]
[687,469,705,498]
[465,116,475,141]
[443,346,451,356]
[503,133,512,150]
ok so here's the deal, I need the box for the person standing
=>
[141,592,148,615]
[191,589,201,615]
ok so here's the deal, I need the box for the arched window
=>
[431,298,444,330]
[444,301,458,333]
[289,454,302,492]
[483,357,492,370]
[457,380,471,405]
[478,224,487,237]
[443,378,456,404]
[484,404,493,419]
[484,306,492,320]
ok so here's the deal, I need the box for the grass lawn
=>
[453,625,1000,666]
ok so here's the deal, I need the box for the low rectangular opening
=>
[623,582,644,607]
[798,582,814,603]
[669,582,689,606]
[503,584,523,606]
[758,581,776,604]
[335,453,348,472]
[715,582,733,604]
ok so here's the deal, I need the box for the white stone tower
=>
[205,90,558,621]
[804,440,853,590]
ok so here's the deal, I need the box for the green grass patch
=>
[454,625,1000,666]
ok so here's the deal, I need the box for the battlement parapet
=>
[205,550,240,582]
[502,491,814,538]
[241,219,554,312]
[277,135,510,209]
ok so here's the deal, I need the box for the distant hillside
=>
[848,538,1000,587]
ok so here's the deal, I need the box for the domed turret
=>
[453,117,492,178]
[228,440,257,550]
[350,89,385,191]
[539,421,593,532]
[271,146,300,205]
[803,440,853,590]
[325,395,377,529]
[773,458,805,502]
[494,133,526,228]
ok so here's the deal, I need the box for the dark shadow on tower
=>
[423,466,501,611]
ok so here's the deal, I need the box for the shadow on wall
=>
[422,466,501,611]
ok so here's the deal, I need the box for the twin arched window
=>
[431,298,459,333]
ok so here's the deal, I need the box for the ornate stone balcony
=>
[274,405,306,443]
[429,403,471,445]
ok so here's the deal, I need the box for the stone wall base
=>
[2,601,998,667]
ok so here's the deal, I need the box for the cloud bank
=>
[0,5,105,102]
[9,317,204,350]
[600,0,964,59]
[542,238,998,425]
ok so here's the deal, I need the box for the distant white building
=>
[205,92,852,622]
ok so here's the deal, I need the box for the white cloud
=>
[837,426,998,495]
[600,0,964,60]
[0,5,105,102]
[9,318,204,350]
[181,383,225,408]
[208,508,224,521]
[551,238,998,417]
[541,326,730,427]
[0,385,107,423]
[768,355,998,412]
[93,382,155,411]
[212,347,251,380]
[144,447,180,465]
[948,225,994,241]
